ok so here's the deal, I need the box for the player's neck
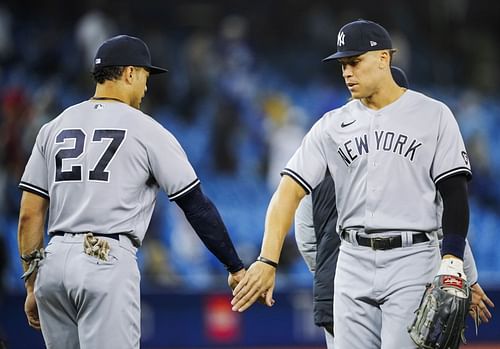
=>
[361,82,406,110]
[93,82,132,106]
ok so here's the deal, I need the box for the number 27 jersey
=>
[19,100,199,244]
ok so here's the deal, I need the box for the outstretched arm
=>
[231,175,306,312]
[175,184,245,274]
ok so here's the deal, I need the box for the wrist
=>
[25,281,35,293]
[227,260,245,274]
[437,256,466,280]
[230,266,246,276]
[441,233,466,260]
[257,256,278,268]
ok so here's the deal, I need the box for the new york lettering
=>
[337,130,422,166]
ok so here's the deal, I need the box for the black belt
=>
[51,231,122,242]
[341,231,429,250]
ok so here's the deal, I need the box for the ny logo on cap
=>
[337,31,345,47]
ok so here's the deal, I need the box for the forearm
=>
[18,192,48,291]
[437,174,469,259]
[260,176,306,263]
[176,185,244,273]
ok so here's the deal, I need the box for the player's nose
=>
[342,65,353,78]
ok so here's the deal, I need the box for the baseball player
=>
[294,67,409,349]
[232,19,474,348]
[17,35,246,349]
[294,67,493,348]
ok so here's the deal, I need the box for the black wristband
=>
[257,256,278,268]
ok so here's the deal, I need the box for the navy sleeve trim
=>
[434,167,472,184]
[19,181,50,199]
[168,178,201,201]
[281,168,312,194]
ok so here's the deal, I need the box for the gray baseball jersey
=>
[283,90,471,232]
[20,99,199,245]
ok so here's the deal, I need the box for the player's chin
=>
[349,91,363,99]
[347,86,361,99]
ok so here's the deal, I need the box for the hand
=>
[25,290,41,330]
[231,261,276,312]
[228,268,246,291]
[469,283,495,324]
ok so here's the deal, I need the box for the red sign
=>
[204,294,241,343]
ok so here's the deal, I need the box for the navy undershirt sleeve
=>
[436,174,469,259]
[174,184,244,273]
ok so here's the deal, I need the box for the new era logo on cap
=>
[323,19,393,61]
[95,58,101,64]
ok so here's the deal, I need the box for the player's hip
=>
[35,233,140,298]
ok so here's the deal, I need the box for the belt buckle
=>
[370,237,391,250]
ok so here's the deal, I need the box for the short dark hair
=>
[92,66,126,84]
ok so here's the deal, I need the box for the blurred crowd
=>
[0,0,499,294]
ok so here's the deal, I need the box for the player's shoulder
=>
[404,90,452,113]
[314,100,357,127]
[38,100,89,135]
[321,100,355,120]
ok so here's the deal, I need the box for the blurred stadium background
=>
[0,0,499,348]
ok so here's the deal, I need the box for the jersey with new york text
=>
[20,100,199,245]
[283,90,472,232]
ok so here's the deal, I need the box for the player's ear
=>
[123,66,134,84]
[379,51,390,69]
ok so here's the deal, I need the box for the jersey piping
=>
[434,167,472,184]
[168,178,201,201]
[19,181,50,199]
[281,168,313,194]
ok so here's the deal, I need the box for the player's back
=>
[22,99,192,242]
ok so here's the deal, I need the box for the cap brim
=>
[148,65,168,74]
[322,50,367,62]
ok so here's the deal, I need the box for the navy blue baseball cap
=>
[92,35,167,74]
[323,19,393,61]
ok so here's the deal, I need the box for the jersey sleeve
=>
[431,104,472,184]
[146,125,199,201]
[281,119,328,194]
[19,127,49,199]
[294,194,317,272]
[463,239,478,284]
